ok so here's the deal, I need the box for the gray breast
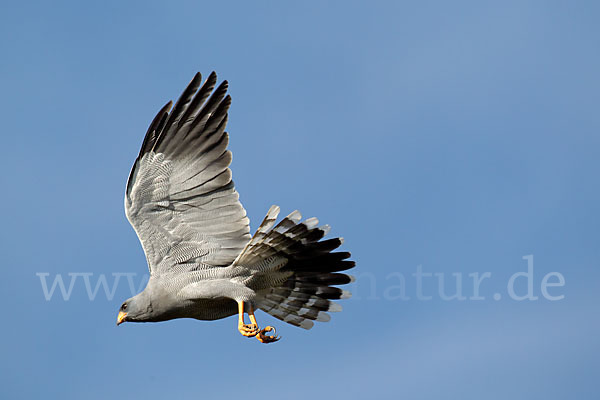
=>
[187,297,238,321]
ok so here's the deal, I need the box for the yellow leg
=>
[248,307,280,344]
[236,301,280,343]
[237,301,258,337]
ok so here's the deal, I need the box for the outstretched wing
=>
[125,72,251,275]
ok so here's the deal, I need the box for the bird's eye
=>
[122,303,127,310]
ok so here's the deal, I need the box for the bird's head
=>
[116,293,153,325]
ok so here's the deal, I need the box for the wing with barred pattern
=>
[125,72,250,274]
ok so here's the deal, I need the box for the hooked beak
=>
[116,311,127,326]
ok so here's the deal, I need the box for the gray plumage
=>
[118,72,354,331]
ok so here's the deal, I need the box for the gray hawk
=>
[116,72,355,343]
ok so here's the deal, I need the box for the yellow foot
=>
[256,326,280,343]
[238,323,258,337]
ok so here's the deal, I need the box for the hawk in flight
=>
[116,72,355,343]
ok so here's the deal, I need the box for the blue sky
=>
[1,1,598,399]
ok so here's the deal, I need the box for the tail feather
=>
[236,205,355,330]
[296,272,355,286]
[258,299,315,329]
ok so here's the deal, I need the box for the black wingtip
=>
[205,71,218,86]
[190,72,202,86]
[138,100,173,157]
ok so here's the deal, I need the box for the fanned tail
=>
[235,205,355,329]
